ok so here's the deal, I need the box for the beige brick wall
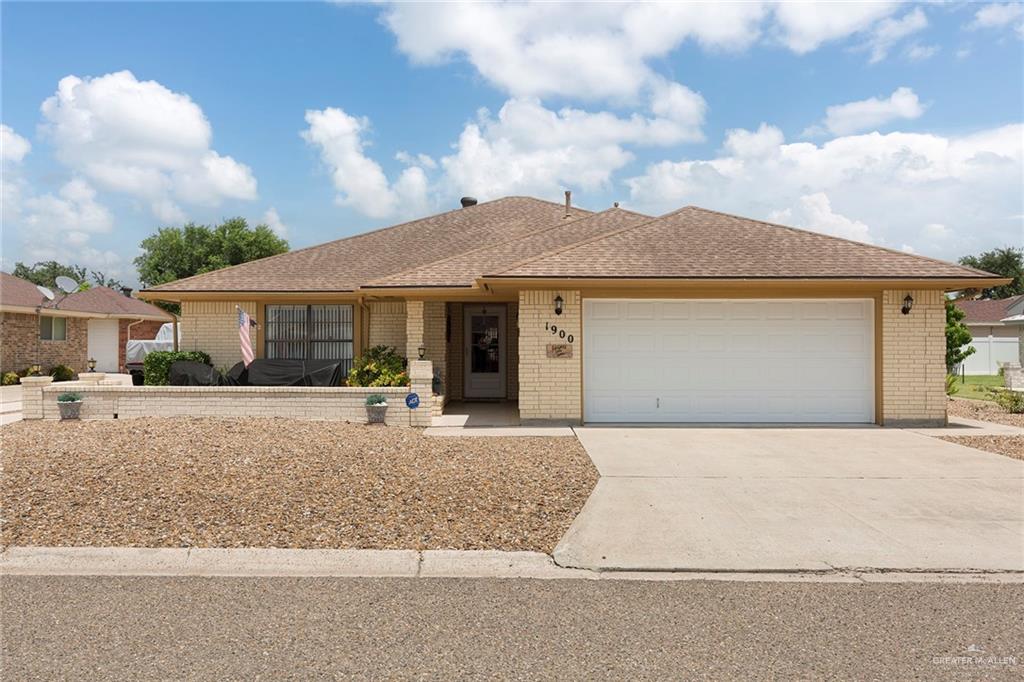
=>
[446,302,463,401]
[422,301,445,390]
[180,301,256,369]
[881,289,947,426]
[518,290,581,423]
[367,301,406,352]
[507,302,519,400]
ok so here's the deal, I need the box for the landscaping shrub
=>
[945,374,959,396]
[48,364,75,382]
[144,350,213,386]
[347,345,409,387]
[57,392,83,403]
[991,388,1024,414]
[2,371,20,386]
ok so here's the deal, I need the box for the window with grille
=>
[265,305,354,373]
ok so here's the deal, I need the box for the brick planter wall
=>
[24,360,435,427]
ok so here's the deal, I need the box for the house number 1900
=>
[544,321,574,344]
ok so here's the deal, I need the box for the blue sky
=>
[2,1,1022,286]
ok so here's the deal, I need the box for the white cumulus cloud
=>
[262,207,289,239]
[625,123,1024,259]
[1,124,31,163]
[39,70,257,221]
[302,107,430,219]
[860,7,928,63]
[808,87,926,137]
[768,192,874,244]
[771,1,899,53]
[970,3,1024,36]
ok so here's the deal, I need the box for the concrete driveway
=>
[554,427,1024,572]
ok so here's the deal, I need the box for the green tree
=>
[945,299,975,372]
[134,218,288,288]
[90,270,127,291]
[958,247,1024,299]
[12,261,88,290]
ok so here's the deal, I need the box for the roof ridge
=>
[361,206,642,288]
[145,196,586,292]
[485,206,681,277]
[684,206,999,279]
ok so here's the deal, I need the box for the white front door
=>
[464,304,506,399]
[87,319,120,372]
[584,299,874,423]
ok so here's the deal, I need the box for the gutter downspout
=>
[172,314,179,352]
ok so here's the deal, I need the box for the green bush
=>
[48,364,75,382]
[347,345,409,387]
[2,371,20,386]
[991,388,1024,414]
[945,374,959,396]
[57,392,83,403]
[143,350,212,386]
[365,393,388,406]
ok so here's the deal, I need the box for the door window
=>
[470,314,500,374]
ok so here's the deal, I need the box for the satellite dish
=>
[36,285,55,301]
[55,276,79,294]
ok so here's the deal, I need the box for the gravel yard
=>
[939,436,1024,461]
[947,397,1024,428]
[1,418,597,552]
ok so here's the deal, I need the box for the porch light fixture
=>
[87,358,97,372]
[554,295,564,316]
[418,345,426,360]
[901,294,914,315]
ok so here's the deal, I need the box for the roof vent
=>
[564,190,571,218]
[460,196,478,208]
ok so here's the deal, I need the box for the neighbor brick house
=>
[140,195,1006,426]
[1,272,171,375]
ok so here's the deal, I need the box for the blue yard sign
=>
[405,393,420,409]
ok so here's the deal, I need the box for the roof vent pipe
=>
[564,190,571,217]
[460,196,478,208]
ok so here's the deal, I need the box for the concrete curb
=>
[2,547,1023,583]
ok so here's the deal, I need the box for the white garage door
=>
[584,299,874,423]
[87,319,120,373]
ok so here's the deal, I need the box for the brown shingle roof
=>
[59,286,170,320]
[489,206,998,280]
[365,207,651,288]
[955,295,1024,324]
[0,272,50,308]
[145,197,590,292]
[1,273,169,319]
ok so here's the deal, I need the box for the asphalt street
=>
[2,576,1022,680]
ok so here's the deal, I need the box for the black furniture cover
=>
[168,360,224,386]
[243,359,345,387]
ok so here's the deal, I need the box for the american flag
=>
[239,308,255,367]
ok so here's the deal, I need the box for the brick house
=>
[139,195,1007,426]
[1,272,171,375]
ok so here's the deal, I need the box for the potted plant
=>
[365,393,388,424]
[56,392,83,420]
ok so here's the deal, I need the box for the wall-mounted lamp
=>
[554,295,564,316]
[901,294,914,315]
[418,345,426,360]
[87,358,97,372]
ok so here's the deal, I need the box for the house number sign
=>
[544,321,574,344]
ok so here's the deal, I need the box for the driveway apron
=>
[554,427,1024,572]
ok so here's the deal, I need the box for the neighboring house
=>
[140,196,1005,426]
[0,272,171,374]
[954,295,1024,375]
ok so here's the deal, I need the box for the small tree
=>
[958,247,1024,299]
[945,299,975,372]
[12,261,88,290]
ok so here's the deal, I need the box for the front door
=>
[464,304,506,399]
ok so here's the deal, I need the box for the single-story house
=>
[140,195,1007,426]
[954,295,1024,375]
[1,272,171,374]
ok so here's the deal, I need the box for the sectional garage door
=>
[583,299,874,423]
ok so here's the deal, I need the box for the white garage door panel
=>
[584,299,874,423]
